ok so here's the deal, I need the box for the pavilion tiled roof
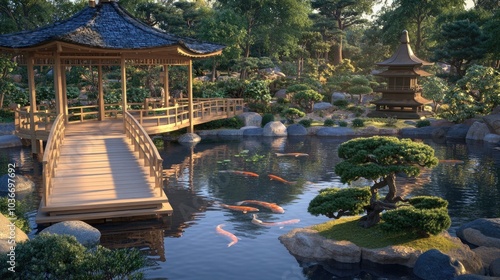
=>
[376,30,433,67]
[0,0,224,54]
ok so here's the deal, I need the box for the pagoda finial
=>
[401,30,410,44]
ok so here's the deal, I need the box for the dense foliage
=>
[308,187,372,219]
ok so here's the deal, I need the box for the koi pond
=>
[2,135,500,279]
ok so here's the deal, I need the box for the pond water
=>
[2,135,500,279]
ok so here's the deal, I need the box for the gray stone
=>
[472,246,500,273]
[466,122,491,141]
[242,127,263,136]
[0,135,22,148]
[274,89,287,99]
[279,228,361,263]
[331,92,347,102]
[217,129,244,137]
[313,102,333,111]
[362,246,421,267]
[237,112,262,127]
[263,121,287,137]
[357,126,379,136]
[39,220,101,248]
[316,127,356,137]
[399,126,437,138]
[483,114,500,135]
[413,249,466,280]
[484,133,500,144]
[178,133,201,143]
[457,218,500,248]
[454,275,500,280]
[447,124,471,140]
[490,258,500,277]
[287,124,307,136]
[0,174,35,194]
[0,214,29,254]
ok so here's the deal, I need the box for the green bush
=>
[381,206,451,237]
[308,187,372,219]
[298,119,312,128]
[351,118,365,127]
[338,120,348,127]
[416,119,431,128]
[292,89,324,113]
[408,196,448,210]
[284,108,305,124]
[0,197,30,232]
[286,84,311,94]
[333,99,349,108]
[0,234,147,279]
[195,116,244,130]
[261,113,275,127]
[323,118,335,127]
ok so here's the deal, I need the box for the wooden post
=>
[163,65,169,107]
[54,48,64,115]
[98,65,105,120]
[187,60,194,133]
[121,57,127,128]
[61,65,68,123]
[27,53,38,155]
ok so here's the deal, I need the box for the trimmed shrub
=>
[381,206,451,237]
[323,118,335,127]
[298,119,312,128]
[284,108,305,124]
[261,113,275,127]
[333,99,349,108]
[409,196,448,210]
[351,118,365,128]
[416,119,431,128]
[338,120,348,127]
[308,187,372,219]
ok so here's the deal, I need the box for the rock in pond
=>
[413,249,466,280]
[39,220,101,248]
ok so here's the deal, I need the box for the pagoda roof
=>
[376,30,433,67]
[374,68,432,77]
[0,0,223,56]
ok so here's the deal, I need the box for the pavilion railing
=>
[42,113,65,207]
[124,111,163,197]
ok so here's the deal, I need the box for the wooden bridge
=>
[17,98,244,224]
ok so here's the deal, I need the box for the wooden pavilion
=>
[368,30,433,119]
[0,0,225,154]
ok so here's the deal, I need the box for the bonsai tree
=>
[333,136,439,228]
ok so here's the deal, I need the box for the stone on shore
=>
[263,121,287,137]
[456,218,500,249]
[483,113,500,135]
[237,112,262,127]
[0,135,22,148]
[39,220,101,248]
[286,124,308,136]
[0,174,35,194]
[0,213,29,254]
[178,133,201,143]
[446,124,471,140]
[413,249,466,280]
[316,127,355,137]
[466,122,491,141]
[361,246,421,267]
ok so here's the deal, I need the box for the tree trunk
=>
[385,173,397,202]
[333,38,342,66]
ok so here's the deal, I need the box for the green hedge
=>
[308,187,372,219]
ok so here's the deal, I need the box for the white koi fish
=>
[216,224,238,247]
[251,214,300,228]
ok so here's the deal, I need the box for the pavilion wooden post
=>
[98,65,105,120]
[53,47,64,115]
[121,57,127,126]
[163,65,169,107]
[61,65,68,123]
[27,53,39,154]
[187,60,194,133]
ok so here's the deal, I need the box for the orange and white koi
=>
[218,170,259,177]
[251,214,300,228]
[275,152,309,157]
[439,159,465,164]
[268,174,294,185]
[236,200,285,214]
[216,224,238,247]
[220,203,259,213]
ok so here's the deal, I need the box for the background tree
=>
[420,76,449,113]
[311,0,374,65]
[334,136,439,228]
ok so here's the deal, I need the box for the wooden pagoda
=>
[368,30,433,119]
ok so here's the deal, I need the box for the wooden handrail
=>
[123,111,164,197]
[42,113,65,207]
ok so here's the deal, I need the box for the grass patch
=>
[363,119,413,129]
[312,216,459,252]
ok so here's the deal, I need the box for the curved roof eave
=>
[376,30,433,67]
[0,1,224,56]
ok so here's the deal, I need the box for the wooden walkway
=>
[35,119,172,224]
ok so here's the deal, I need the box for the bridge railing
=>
[124,111,164,197]
[42,113,65,207]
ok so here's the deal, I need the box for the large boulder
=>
[456,218,500,249]
[490,258,500,277]
[178,133,201,143]
[472,246,500,274]
[446,124,471,140]
[484,133,500,144]
[399,126,437,138]
[331,92,347,102]
[0,135,22,148]
[316,127,356,137]
[237,112,262,127]
[361,246,421,267]
[313,102,333,112]
[466,122,491,141]
[279,228,361,263]
[39,220,101,248]
[217,129,244,137]
[483,113,500,135]
[286,124,308,136]
[242,127,263,136]
[413,249,466,280]
[0,214,29,254]
[0,174,35,194]
[263,121,287,137]
[274,89,287,99]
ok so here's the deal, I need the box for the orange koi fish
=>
[439,159,465,164]
[218,170,259,177]
[216,224,238,247]
[220,203,259,214]
[251,214,300,228]
[268,174,294,185]
[236,200,285,214]
[275,152,309,157]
